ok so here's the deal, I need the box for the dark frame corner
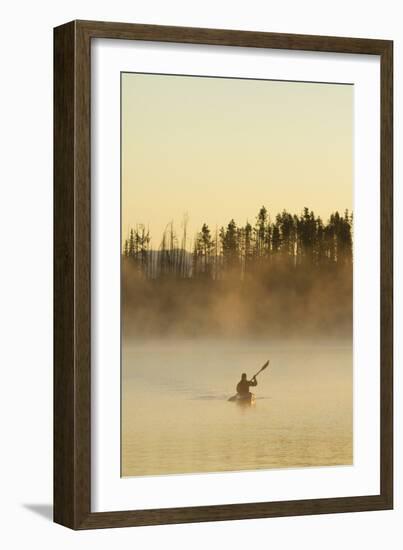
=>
[54,20,393,530]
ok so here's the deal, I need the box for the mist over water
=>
[122,260,352,340]
[122,339,352,477]
[121,208,353,476]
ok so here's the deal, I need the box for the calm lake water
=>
[122,339,352,477]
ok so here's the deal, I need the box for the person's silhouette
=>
[236,372,257,397]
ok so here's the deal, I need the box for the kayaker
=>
[236,373,257,398]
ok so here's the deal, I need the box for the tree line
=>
[122,206,353,281]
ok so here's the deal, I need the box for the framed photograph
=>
[54,20,393,529]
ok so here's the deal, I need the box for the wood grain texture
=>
[54,21,77,528]
[74,19,390,54]
[380,41,393,506]
[54,20,393,530]
[54,21,91,529]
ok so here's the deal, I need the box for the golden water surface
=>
[122,340,352,477]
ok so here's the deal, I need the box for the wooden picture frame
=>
[54,20,393,529]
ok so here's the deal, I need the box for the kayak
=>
[228,393,256,406]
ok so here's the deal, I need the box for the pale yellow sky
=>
[122,73,353,247]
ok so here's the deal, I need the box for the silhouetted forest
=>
[122,207,353,339]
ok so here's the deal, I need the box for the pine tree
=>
[123,239,129,257]
[221,219,239,272]
[194,223,215,277]
[128,228,135,258]
[255,206,268,259]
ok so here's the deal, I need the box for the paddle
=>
[251,360,270,380]
[228,360,270,401]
